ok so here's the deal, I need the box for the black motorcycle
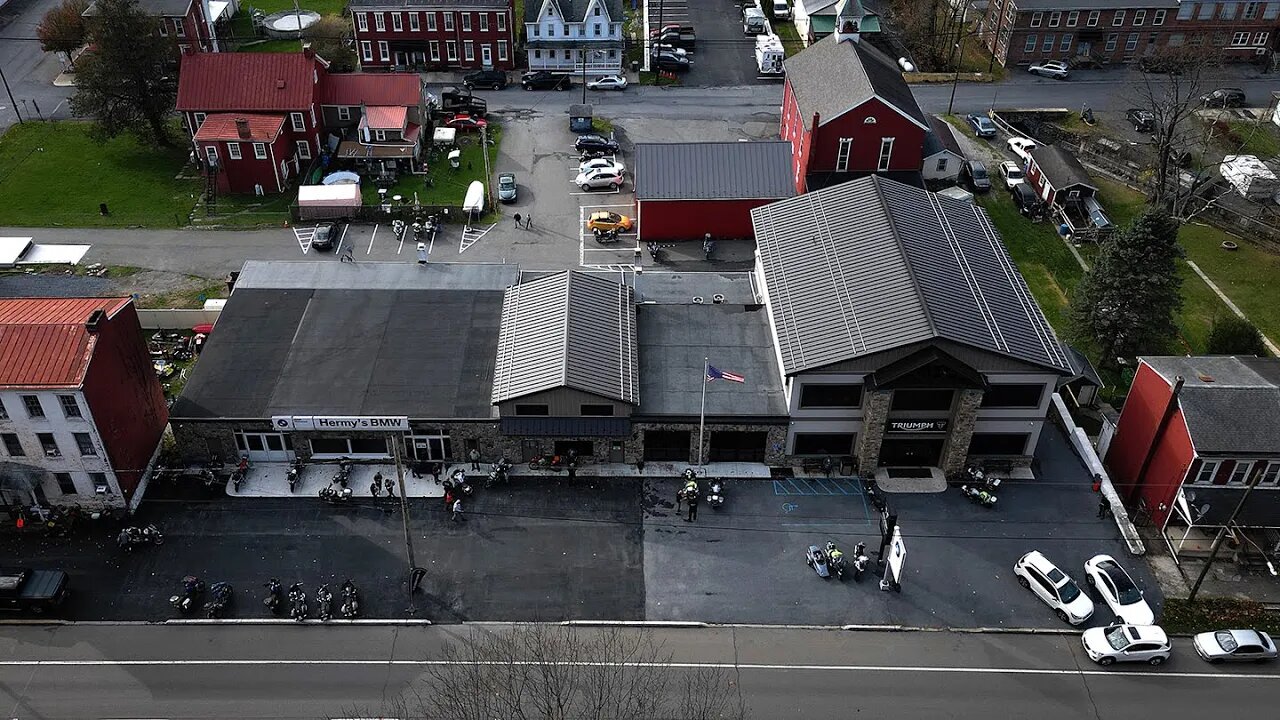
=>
[204,582,233,618]
[851,542,871,582]
[315,584,333,621]
[169,575,205,615]
[825,542,847,581]
[443,469,474,497]
[230,456,249,492]
[264,577,283,615]
[319,484,353,504]
[340,580,360,619]
[117,524,164,552]
[485,458,511,488]
[288,583,308,622]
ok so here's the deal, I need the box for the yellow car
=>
[586,211,633,235]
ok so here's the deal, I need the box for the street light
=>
[581,49,607,104]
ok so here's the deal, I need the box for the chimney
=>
[85,309,105,332]
[235,117,251,139]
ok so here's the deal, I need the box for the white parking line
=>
[293,226,317,255]
[364,223,375,254]
[569,187,622,196]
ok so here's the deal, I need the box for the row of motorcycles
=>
[958,465,1002,508]
[806,541,871,581]
[264,578,361,621]
[168,576,234,618]
[117,524,164,552]
[391,214,440,245]
[679,468,726,509]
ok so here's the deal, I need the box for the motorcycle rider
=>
[826,542,844,569]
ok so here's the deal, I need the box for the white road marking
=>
[0,658,1276,680]
[459,223,496,253]
[293,226,317,254]
[364,223,375,254]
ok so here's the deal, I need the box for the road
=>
[0,623,1276,719]
[0,0,76,130]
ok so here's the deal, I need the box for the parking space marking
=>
[293,226,316,254]
[772,478,862,497]
[460,223,496,253]
[363,224,374,254]
[569,186,623,196]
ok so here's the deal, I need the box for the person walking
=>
[444,490,454,513]
[451,497,465,522]
[686,488,699,522]
[513,213,522,228]
[430,462,441,485]
[524,213,533,230]
[469,448,481,471]
[567,465,577,482]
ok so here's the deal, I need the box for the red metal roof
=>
[360,106,407,130]
[0,298,132,388]
[177,52,320,112]
[319,73,421,107]
[194,114,285,142]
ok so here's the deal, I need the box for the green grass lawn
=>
[773,22,805,57]
[0,122,198,228]
[242,0,347,16]
[1223,119,1280,160]
[200,193,295,227]
[241,39,305,53]
[1180,223,1280,345]
[360,125,503,208]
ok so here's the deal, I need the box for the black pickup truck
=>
[439,88,487,117]
[0,568,70,614]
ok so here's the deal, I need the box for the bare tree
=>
[885,0,966,71]
[351,624,748,720]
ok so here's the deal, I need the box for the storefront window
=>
[311,438,349,455]
[410,433,452,461]
[980,384,1044,408]
[351,438,389,455]
[793,433,855,456]
[890,388,954,411]
[799,384,863,408]
[968,433,1029,456]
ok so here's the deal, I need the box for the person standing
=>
[451,497,465,522]
[524,213,533,230]
[1097,496,1111,519]
[444,490,454,514]
[430,462,441,485]
[469,448,481,471]
[686,488,699,522]
[513,213,522,228]
[340,243,354,263]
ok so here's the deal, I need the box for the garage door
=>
[644,430,691,462]
[709,431,767,462]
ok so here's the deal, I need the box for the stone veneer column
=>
[940,389,985,476]
[855,389,893,474]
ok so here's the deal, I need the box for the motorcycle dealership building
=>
[171,177,1076,475]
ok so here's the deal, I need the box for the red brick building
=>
[0,299,168,511]
[84,0,221,55]
[350,0,516,71]
[981,0,1280,68]
[780,6,928,193]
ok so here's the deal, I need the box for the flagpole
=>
[698,357,708,467]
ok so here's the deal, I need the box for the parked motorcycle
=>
[594,228,621,244]
[486,458,511,488]
[805,545,831,579]
[229,455,249,492]
[647,241,664,263]
[702,234,716,261]
[204,581,233,618]
[117,524,164,552]
[264,577,283,615]
[391,219,407,240]
[412,221,424,243]
[288,582,308,622]
[852,542,871,582]
[286,458,303,493]
[315,584,333,621]
[319,484,353,504]
[340,580,360,619]
[422,214,440,243]
[825,541,846,581]
[528,454,573,472]
[442,469,474,497]
[961,484,997,508]
[169,575,205,615]
[707,480,725,509]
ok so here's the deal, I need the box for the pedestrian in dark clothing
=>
[676,487,684,513]
[636,459,645,474]
[513,213,522,228]
[469,449,481,471]
[686,492,699,522]
[568,466,576,482]
[430,462,441,485]
[340,244,354,263]
[411,461,422,479]
[524,214,533,230]
[1097,496,1111,519]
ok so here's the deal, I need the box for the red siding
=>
[80,303,168,503]
[1104,361,1196,527]
[780,81,809,195]
[637,198,775,242]
[1026,158,1053,205]
[807,98,925,175]
[203,133,295,194]
[353,8,517,70]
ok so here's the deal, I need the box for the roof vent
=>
[276,79,286,89]
[712,294,725,304]
[1197,373,1215,383]
[85,309,105,332]
[692,296,704,304]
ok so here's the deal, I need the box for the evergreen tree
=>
[1206,315,1268,357]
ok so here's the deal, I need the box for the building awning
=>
[500,417,631,437]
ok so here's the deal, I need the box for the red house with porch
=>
[780,0,928,193]
[1104,355,1280,562]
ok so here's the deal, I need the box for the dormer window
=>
[594,6,600,14]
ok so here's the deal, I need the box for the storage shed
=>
[297,184,361,221]
[634,141,794,242]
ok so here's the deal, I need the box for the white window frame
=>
[375,12,386,31]
[175,17,186,37]
[1030,11,1043,27]
[290,112,305,132]
[193,112,206,129]
[1024,34,1037,52]
[204,145,218,166]
[1043,33,1055,51]
[1134,9,1146,25]
[877,137,894,171]
[427,12,437,30]
[480,13,488,31]
[1153,8,1166,24]
[462,12,471,31]
[357,12,368,32]
[430,40,441,61]
[1255,31,1270,45]
[227,142,242,160]
[409,12,420,31]
[447,40,458,60]
[1192,460,1220,485]
[253,142,267,160]
[498,13,506,31]
[379,40,390,61]
[1105,33,1117,51]
[338,106,351,121]
[392,12,403,31]
[835,137,852,172]
[1227,460,1253,486]
[361,41,373,61]
[1066,10,1078,26]
[1244,1,1261,18]
[935,157,948,172]
[464,40,474,61]
[1125,32,1138,51]
[1048,10,1061,27]
[498,40,508,61]
[1087,9,1100,26]
[1231,30,1250,45]
[1260,461,1280,486]
[1113,9,1126,25]
[159,19,168,36]
[374,129,387,142]
[1060,33,1072,51]
[296,140,311,160]
[444,12,454,30]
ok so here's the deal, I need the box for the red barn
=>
[1105,356,1280,562]
[634,142,794,242]
[780,5,928,193]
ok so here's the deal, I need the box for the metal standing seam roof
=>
[193,114,285,142]
[0,298,131,388]
[525,0,623,22]
[751,175,1071,376]
[783,34,927,129]
[491,271,639,405]
[177,53,320,112]
[635,142,796,201]
[318,73,423,107]
[361,106,408,130]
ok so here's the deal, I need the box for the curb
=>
[563,620,708,628]
[163,618,432,625]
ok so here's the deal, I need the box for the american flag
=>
[706,365,745,383]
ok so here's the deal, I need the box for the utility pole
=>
[480,123,492,208]
[1189,471,1262,602]
[0,64,21,124]
[986,0,1007,75]
[581,47,588,104]
[391,435,420,614]
[946,3,969,116]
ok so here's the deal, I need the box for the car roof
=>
[1225,629,1268,645]
[1126,625,1169,644]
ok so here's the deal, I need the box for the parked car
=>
[1010,182,1041,217]
[444,114,488,132]
[649,23,693,38]
[1007,137,1038,162]
[575,166,625,191]
[586,210,633,234]
[497,173,517,203]
[312,221,338,251]
[463,69,508,90]
[587,75,628,91]
[654,28,696,48]
[998,160,1024,189]
[1014,550,1095,625]
[579,157,625,175]
[0,568,70,614]
[1192,629,1278,663]
[966,113,997,138]
[574,134,620,155]
[1083,554,1154,625]
[1082,624,1171,666]
[521,71,572,91]
[961,159,991,193]
[650,42,688,57]
[651,51,693,72]
[1028,60,1070,80]
[1201,87,1247,108]
[1126,108,1155,132]
[440,88,487,117]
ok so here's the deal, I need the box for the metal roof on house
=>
[0,298,131,388]
[177,52,321,112]
[1142,356,1280,455]
[924,115,965,158]
[318,73,422,107]
[1030,145,1096,190]
[492,271,639,405]
[193,114,284,142]
[361,106,408,130]
[525,0,623,22]
[635,142,795,201]
[751,175,1071,376]
[783,34,926,129]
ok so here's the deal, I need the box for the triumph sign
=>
[886,420,948,433]
[271,416,409,432]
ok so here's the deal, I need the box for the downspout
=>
[1129,374,1184,506]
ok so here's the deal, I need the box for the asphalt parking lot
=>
[646,0,764,87]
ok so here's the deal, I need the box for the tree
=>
[37,0,90,69]
[1206,315,1268,356]
[350,624,748,720]
[304,16,357,73]
[1071,210,1184,366]
[886,0,968,72]
[70,0,177,146]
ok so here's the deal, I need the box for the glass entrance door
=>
[878,437,945,467]
[236,432,290,462]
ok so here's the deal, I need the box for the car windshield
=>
[499,177,515,189]
[972,166,987,179]
[1058,579,1082,603]
[1216,631,1239,652]
[1106,626,1133,651]
[1007,166,1023,178]
[1100,562,1142,605]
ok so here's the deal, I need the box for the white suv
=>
[1028,60,1070,79]
[1014,551,1095,625]
[1083,624,1171,666]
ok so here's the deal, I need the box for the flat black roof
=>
[171,287,503,420]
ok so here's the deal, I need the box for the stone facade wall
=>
[940,389,984,476]
[854,390,892,473]
[627,421,788,465]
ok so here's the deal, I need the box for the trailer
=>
[1220,154,1280,201]
[756,33,784,75]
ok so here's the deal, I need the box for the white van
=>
[743,7,767,34]
[772,0,791,19]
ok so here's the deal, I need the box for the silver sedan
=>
[1192,629,1277,663]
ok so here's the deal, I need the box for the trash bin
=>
[840,457,855,476]
[631,60,640,72]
